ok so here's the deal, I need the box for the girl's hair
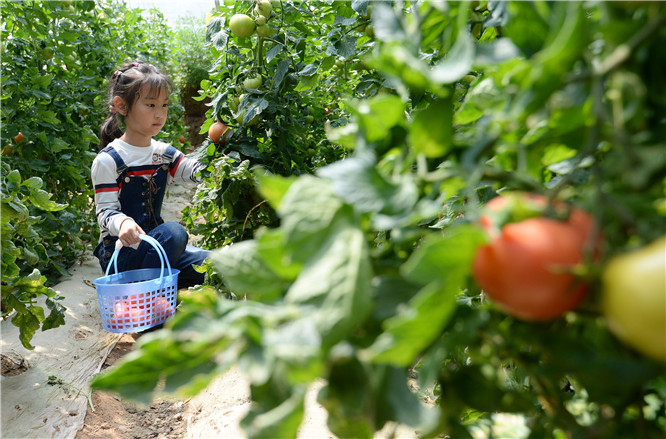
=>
[99,61,172,149]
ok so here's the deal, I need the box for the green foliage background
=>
[1,0,665,438]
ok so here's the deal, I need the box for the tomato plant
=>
[182,0,384,249]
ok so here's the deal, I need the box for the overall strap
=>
[162,145,178,164]
[101,145,128,175]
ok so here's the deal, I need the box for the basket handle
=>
[105,234,173,280]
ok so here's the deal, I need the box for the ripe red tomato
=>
[151,296,174,324]
[473,193,597,321]
[178,135,186,144]
[208,121,230,144]
[107,300,145,329]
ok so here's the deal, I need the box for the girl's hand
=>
[118,218,145,247]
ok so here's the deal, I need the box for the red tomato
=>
[473,193,598,321]
[128,293,148,309]
[208,121,230,144]
[151,296,174,324]
[107,300,146,329]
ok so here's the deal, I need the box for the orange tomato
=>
[107,300,146,329]
[208,121,230,144]
[473,193,598,321]
[151,296,174,324]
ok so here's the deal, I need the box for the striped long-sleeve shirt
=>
[91,138,203,243]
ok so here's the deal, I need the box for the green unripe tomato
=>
[229,14,255,38]
[256,24,277,38]
[236,110,260,126]
[304,115,314,124]
[243,75,263,90]
[602,236,666,362]
[365,24,374,38]
[255,15,267,26]
[230,96,240,112]
[255,0,272,19]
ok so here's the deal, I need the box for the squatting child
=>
[91,61,208,288]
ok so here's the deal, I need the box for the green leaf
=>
[27,188,67,211]
[372,366,437,430]
[277,176,344,262]
[285,215,372,347]
[6,169,21,185]
[2,200,28,222]
[363,281,457,367]
[318,152,418,218]
[23,246,39,265]
[318,355,375,439]
[22,176,43,189]
[211,240,288,301]
[350,94,405,143]
[411,96,453,158]
[12,309,40,350]
[42,296,67,330]
[255,229,302,281]
[368,44,431,93]
[430,30,475,84]
[255,170,296,210]
[401,225,486,287]
[49,138,68,153]
[504,2,548,57]
[242,381,306,439]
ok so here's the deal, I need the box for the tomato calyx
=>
[480,192,584,239]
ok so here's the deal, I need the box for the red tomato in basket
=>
[128,293,148,309]
[106,300,148,329]
[151,296,174,324]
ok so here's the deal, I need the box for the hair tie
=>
[112,70,121,78]
[109,105,117,114]
[133,62,139,67]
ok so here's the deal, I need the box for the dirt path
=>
[75,333,190,439]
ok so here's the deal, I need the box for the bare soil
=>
[75,334,188,439]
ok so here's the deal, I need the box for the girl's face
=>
[119,84,169,145]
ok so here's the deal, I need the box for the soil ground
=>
[75,333,189,439]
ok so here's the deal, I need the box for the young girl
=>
[92,61,208,288]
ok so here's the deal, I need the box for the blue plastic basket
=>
[93,234,179,333]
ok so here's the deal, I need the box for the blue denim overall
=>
[93,145,209,289]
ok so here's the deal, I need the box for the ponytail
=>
[99,113,123,149]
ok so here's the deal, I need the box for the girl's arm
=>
[91,154,131,236]
[168,149,206,184]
